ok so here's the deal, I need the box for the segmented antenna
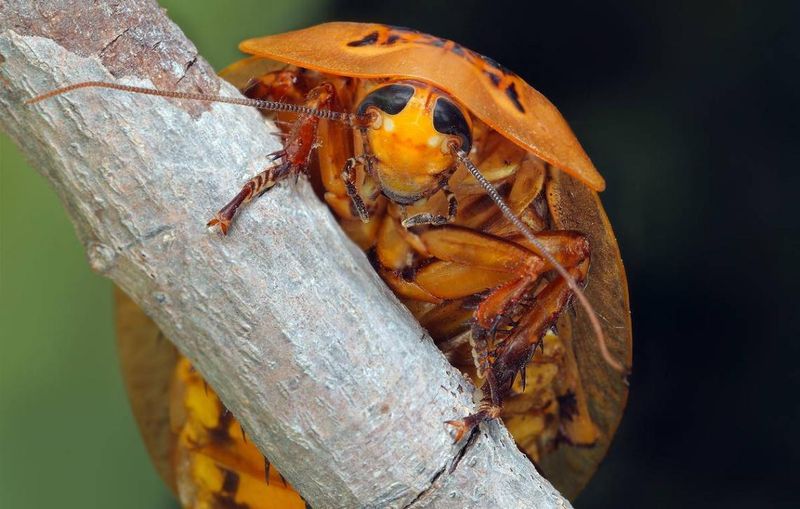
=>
[452,146,628,375]
[26,80,626,375]
[25,81,367,126]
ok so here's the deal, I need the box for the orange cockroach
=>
[30,22,632,505]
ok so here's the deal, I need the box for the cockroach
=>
[30,22,632,504]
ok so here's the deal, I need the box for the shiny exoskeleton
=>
[32,22,631,505]
[208,65,602,458]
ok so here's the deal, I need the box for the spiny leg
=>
[207,160,292,234]
[470,276,535,398]
[448,265,588,441]
[469,235,588,425]
[408,226,590,440]
[382,226,589,434]
[207,82,337,235]
[491,266,585,403]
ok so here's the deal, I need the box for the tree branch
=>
[0,2,572,507]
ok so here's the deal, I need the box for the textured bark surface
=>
[0,2,573,507]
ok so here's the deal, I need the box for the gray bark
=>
[0,2,572,507]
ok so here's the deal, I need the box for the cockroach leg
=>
[208,82,337,234]
[488,266,587,417]
[401,183,458,228]
[406,226,591,432]
[207,161,292,234]
[341,155,371,222]
[446,403,501,442]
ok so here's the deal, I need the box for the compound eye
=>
[433,97,472,153]
[357,84,415,116]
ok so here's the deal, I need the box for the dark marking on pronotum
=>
[480,53,513,75]
[505,82,525,113]
[353,25,528,114]
[485,71,502,87]
[451,43,466,56]
[347,31,379,47]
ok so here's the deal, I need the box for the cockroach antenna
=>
[25,81,371,127]
[26,80,628,378]
[452,145,629,376]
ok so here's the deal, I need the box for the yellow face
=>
[359,81,472,204]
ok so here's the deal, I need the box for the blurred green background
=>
[3,1,799,508]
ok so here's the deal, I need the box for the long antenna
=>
[27,80,626,374]
[452,146,627,375]
[26,81,367,126]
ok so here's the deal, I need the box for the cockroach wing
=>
[538,168,632,497]
[115,287,178,493]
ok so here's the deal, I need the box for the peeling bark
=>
[0,2,573,507]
